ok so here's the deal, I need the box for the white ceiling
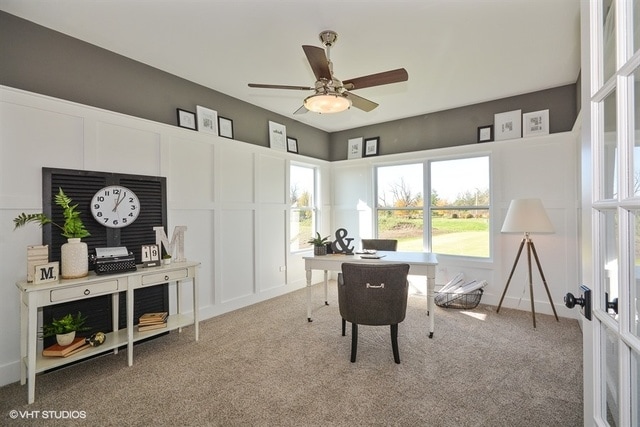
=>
[0,0,581,133]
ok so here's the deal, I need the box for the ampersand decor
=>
[331,228,354,254]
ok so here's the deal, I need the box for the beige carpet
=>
[0,283,583,426]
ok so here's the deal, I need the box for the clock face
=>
[90,185,141,228]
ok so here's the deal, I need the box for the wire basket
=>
[435,289,483,309]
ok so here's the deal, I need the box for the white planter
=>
[56,331,76,346]
[163,258,171,265]
[61,238,88,279]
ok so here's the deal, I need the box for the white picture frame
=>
[494,109,522,141]
[268,121,287,151]
[196,105,218,135]
[522,109,549,137]
[347,137,363,159]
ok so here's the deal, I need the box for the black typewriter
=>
[92,247,137,275]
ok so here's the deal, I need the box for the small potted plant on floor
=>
[308,232,330,256]
[13,188,91,278]
[41,312,91,346]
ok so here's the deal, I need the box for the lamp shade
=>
[501,198,554,234]
[303,93,351,113]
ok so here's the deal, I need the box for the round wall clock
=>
[90,185,141,228]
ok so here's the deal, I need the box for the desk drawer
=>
[141,269,188,286]
[50,280,119,303]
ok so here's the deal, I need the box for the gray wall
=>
[1,11,578,162]
[329,84,577,160]
[0,11,331,160]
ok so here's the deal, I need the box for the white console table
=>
[16,261,200,404]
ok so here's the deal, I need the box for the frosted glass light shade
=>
[304,94,351,113]
[501,198,554,234]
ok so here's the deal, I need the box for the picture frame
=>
[522,109,549,137]
[196,106,218,135]
[363,137,379,157]
[347,137,363,159]
[268,121,287,151]
[477,125,493,143]
[494,109,522,141]
[218,116,234,139]
[177,108,197,130]
[287,137,298,153]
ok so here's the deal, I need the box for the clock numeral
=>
[112,219,119,226]
[102,218,109,224]
[96,196,104,202]
[96,212,103,218]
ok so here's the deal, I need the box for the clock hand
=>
[112,191,125,212]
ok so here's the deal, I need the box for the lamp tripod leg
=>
[526,239,536,328]
[529,239,559,322]
[497,237,526,313]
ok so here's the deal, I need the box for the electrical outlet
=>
[279,266,286,272]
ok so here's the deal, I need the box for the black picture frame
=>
[177,108,197,130]
[287,137,298,153]
[363,137,379,157]
[218,116,234,139]
[477,125,493,143]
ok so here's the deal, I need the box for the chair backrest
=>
[338,263,410,326]
[361,239,398,251]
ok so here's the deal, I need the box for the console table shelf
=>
[16,261,200,404]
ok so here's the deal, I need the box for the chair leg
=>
[350,323,358,363]
[342,318,346,336]
[391,324,400,364]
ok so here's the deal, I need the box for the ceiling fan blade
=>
[343,68,408,90]
[344,92,378,112]
[248,83,314,91]
[293,105,308,115]
[302,45,331,81]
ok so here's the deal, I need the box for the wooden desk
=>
[303,252,438,338]
[16,261,200,404]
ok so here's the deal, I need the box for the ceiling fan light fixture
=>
[303,93,351,114]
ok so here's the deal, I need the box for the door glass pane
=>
[604,0,616,81]
[635,0,640,53]
[603,326,619,427]
[603,210,620,320]
[603,90,618,199]
[633,350,640,427]
[633,210,640,338]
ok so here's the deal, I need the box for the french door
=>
[584,0,640,425]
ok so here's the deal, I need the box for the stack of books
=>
[42,337,90,357]
[138,312,168,332]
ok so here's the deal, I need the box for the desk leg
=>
[427,274,435,339]
[306,268,313,322]
[192,276,199,341]
[323,270,329,305]
[27,295,37,404]
[112,293,119,355]
[126,286,134,366]
[19,297,27,386]
[177,279,182,333]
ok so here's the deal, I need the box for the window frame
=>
[289,162,318,254]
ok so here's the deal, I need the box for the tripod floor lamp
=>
[497,198,559,328]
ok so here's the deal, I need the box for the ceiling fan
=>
[248,30,408,114]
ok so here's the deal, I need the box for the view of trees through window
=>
[376,156,490,257]
[290,165,315,252]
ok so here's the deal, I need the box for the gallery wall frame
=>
[218,116,234,139]
[522,109,550,137]
[268,121,287,151]
[477,125,493,143]
[196,105,218,135]
[177,108,197,130]
[347,137,363,159]
[494,109,521,141]
[287,137,298,153]
[363,137,379,157]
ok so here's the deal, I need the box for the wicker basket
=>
[435,289,483,309]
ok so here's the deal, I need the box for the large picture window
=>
[376,163,424,251]
[290,164,316,252]
[429,156,490,258]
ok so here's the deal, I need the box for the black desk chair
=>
[338,263,410,364]
[361,239,398,251]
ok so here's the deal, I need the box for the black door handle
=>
[564,285,591,320]
[605,292,618,315]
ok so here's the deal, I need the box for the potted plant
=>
[162,253,172,265]
[14,188,91,278]
[41,312,91,346]
[308,232,330,256]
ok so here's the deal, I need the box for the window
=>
[290,164,315,252]
[430,156,490,258]
[376,163,424,251]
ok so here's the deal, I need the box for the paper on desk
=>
[95,247,129,258]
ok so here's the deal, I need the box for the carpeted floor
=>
[0,282,583,426]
